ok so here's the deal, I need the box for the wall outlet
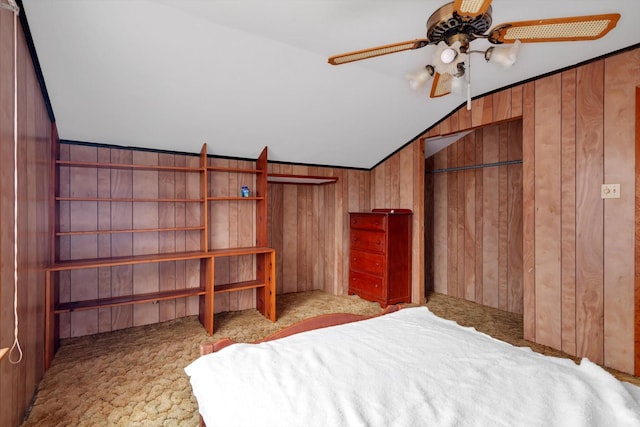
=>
[601,184,620,199]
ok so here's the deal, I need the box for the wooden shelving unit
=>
[44,143,275,370]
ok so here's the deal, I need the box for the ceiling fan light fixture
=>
[432,41,467,76]
[407,65,435,91]
[485,39,521,68]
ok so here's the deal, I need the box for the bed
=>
[185,306,640,426]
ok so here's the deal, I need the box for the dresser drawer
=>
[350,249,385,275]
[349,270,384,299]
[350,214,386,231]
[350,230,385,253]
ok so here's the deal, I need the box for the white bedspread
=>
[185,307,640,426]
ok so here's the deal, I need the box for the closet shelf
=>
[267,174,338,185]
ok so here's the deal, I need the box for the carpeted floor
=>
[21,290,640,426]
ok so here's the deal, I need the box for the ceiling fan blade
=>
[488,13,620,44]
[430,73,452,98]
[453,0,492,18]
[328,39,429,65]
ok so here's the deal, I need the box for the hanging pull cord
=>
[3,0,23,365]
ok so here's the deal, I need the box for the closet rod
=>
[428,159,522,174]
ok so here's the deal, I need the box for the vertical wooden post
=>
[199,256,214,334]
[200,143,209,252]
[255,146,268,247]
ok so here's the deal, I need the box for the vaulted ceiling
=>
[19,0,640,168]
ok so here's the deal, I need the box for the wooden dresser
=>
[348,209,412,307]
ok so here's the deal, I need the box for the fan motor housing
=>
[426,2,493,49]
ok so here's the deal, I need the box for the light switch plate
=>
[601,184,620,199]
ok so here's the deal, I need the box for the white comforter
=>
[185,307,640,427]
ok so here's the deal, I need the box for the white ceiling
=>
[18,0,640,169]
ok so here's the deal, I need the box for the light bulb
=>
[440,48,458,64]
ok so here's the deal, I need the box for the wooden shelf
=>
[268,174,338,185]
[47,251,211,271]
[215,280,265,293]
[57,159,203,172]
[55,226,205,236]
[54,287,207,313]
[209,246,275,257]
[56,197,202,203]
[208,196,265,201]
[208,165,264,174]
[45,143,276,371]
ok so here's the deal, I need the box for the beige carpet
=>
[22,290,640,426]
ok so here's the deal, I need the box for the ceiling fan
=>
[328,0,620,107]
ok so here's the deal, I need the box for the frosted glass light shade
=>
[407,65,435,91]
[440,48,458,64]
[485,40,521,68]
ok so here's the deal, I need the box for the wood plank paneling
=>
[575,61,605,363]
[603,50,639,374]
[463,135,476,301]
[433,146,448,295]
[498,124,509,311]
[110,149,134,330]
[522,82,536,342]
[132,151,160,326]
[533,74,563,350]
[158,153,177,322]
[507,121,523,314]
[97,148,112,332]
[447,143,459,298]
[560,70,577,356]
[0,12,53,426]
[482,125,500,308]
[474,132,484,305]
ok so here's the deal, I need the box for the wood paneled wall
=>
[57,146,203,337]
[268,142,426,306]
[369,140,426,304]
[426,121,523,313]
[267,164,371,297]
[0,13,53,427]
[422,47,640,374]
